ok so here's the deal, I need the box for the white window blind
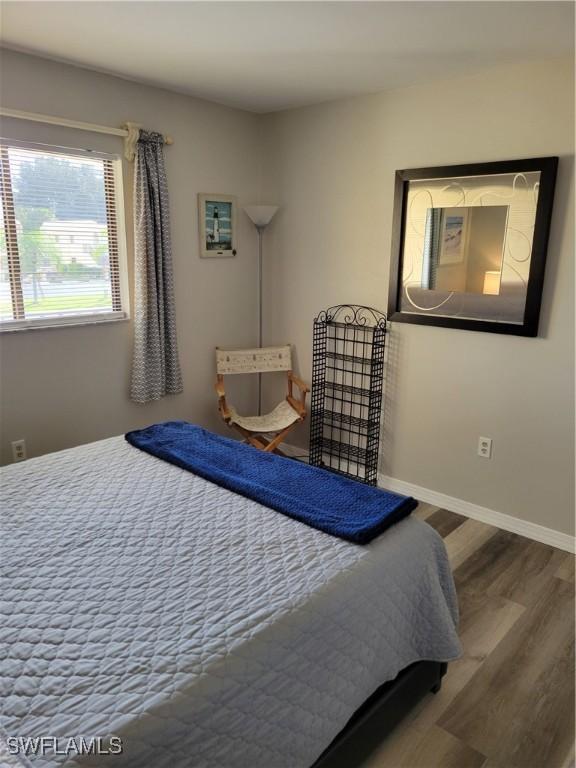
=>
[0,140,126,329]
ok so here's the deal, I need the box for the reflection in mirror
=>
[398,169,544,326]
[422,205,509,295]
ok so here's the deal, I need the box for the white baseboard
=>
[281,443,574,554]
[379,473,575,554]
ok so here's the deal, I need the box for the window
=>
[0,140,127,330]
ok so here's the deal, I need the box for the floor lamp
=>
[243,205,279,415]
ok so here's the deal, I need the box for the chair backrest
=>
[216,345,292,375]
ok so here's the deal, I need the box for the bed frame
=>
[313,660,447,767]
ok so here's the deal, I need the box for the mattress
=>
[0,436,461,768]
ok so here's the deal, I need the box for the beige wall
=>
[260,57,574,536]
[1,51,573,538]
[0,49,263,464]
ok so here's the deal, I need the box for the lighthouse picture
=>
[198,194,236,257]
[211,206,220,243]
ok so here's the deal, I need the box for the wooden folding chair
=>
[215,345,309,454]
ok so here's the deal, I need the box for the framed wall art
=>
[388,157,558,336]
[198,194,237,258]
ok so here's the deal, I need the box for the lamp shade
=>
[483,270,501,296]
[243,205,279,228]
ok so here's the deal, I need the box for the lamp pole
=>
[257,225,264,415]
[242,205,279,417]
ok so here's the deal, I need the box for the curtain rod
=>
[0,107,173,161]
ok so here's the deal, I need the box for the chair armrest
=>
[288,371,310,393]
[215,378,231,420]
[287,371,309,418]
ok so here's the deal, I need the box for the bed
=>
[0,435,461,767]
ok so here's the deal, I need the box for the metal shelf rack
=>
[309,305,387,485]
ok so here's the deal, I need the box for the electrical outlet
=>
[11,439,27,463]
[477,436,492,459]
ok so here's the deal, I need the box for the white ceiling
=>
[1,1,573,113]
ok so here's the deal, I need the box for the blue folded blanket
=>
[125,421,417,544]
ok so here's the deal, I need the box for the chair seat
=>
[229,400,300,433]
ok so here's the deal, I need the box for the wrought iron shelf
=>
[324,381,373,399]
[326,351,373,367]
[322,410,373,431]
[313,438,378,465]
[309,304,387,486]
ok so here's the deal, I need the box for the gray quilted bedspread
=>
[0,437,461,768]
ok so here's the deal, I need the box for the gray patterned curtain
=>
[130,131,183,403]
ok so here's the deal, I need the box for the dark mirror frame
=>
[387,157,558,336]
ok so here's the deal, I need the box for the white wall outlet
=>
[477,436,493,459]
[11,439,27,462]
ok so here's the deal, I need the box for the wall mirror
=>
[388,158,558,336]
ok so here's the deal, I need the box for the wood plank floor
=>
[332,504,575,768]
